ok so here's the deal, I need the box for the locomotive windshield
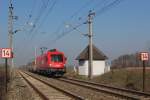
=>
[51,54,63,62]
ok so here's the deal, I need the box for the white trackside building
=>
[76,45,110,76]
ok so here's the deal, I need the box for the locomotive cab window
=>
[51,54,63,62]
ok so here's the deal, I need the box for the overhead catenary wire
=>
[47,0,97,45]
[12,0,39,67]
[30,0,58,40]
[70,0,108,21]
[28,0,50,36]
[95,0,125,17]
[65,23,86,36]
[51,21,87,44]
[19,0,125,53]
[26,0,37,25]
[48,0,106,43]
[70,0,95,20]
[50,0,125,45]
[22,0,59,55]
[68,0,108,23]
[35,0,125,46]
[17,0,51,56]
[92,0,108,10]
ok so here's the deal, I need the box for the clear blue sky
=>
[0,0,150,66]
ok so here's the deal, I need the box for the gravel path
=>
[20,71,74,100]
[7,70,40,100]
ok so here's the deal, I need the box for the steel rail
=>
[63,77,150,97]
[21,71,85,100]
[58,78,140,100]
[19,71,49,100]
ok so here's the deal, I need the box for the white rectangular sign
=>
[140,52,149,61]
[0,48,12,58]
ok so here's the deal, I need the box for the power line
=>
[23,0,124,49]
[65,23,85,35]
[51,0,107,39]
[51,21,87,44]
[95,0,124,17]
[69,0,108,24]
[16,0,51,55]
[30,0,58,40]
[22,0,58,53]
[26,0,37,24]
[50,0,125,45]
[92,0,108,10]
[70,0,95,20]
[52,0,97,34]
[28,0,50,36]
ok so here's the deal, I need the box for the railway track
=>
[19,71,84,100]
[56,78,146,100]
[59,77,150,100]
[62,77,150,98]
[23,71,149,100]
[23,71,122,99]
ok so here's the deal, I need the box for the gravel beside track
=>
[19,71,77,100]
[7,70,37,100]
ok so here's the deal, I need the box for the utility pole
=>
[8,0,14,79]
[34,47,37,71]
[35,47,37,65]
[88,10,95,79]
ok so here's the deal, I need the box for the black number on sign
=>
[3,50,10,57]
[141,53,149,61]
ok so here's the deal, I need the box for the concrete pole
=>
[88,10,95,79]
[35,47,37,65]
[8,0,14,79]
[34,46,37,71]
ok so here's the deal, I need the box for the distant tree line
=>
[111,52,150,68]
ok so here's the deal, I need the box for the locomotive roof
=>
[47,49,63,54]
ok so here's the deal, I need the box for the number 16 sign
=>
[0,48,12,58]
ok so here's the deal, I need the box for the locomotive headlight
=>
[49,64,52,66]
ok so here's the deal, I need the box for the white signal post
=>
[140,52,149,92]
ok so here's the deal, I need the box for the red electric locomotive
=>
[34,49,66,76]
